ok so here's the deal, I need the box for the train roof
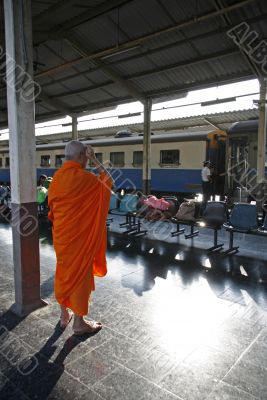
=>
[228,119,259,134]
[0,129,223,154]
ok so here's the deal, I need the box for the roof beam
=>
[202,117,220,130]
[126,48,240,80]
[33,0,78,25]
[213,0,261,78]
[39,42,106,106]
[146,72,255,99]
[36,12,267,89]
[157,0,217,81]
[46,47,242,100]
[38,91,73,116]
[65,34,145,103]
[54,80,113,98]
[32,0,257,77]
[49,72,255,114]
[34,0,134,45]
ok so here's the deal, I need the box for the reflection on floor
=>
[0,218,267,400]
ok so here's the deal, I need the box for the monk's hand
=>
[86,145,96,161]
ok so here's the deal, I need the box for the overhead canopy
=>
[0,108,257,146]
[0,0,266,127]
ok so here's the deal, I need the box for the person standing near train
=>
[201,161,213,205]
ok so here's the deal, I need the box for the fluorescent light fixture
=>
[118,112,141,118]
[253,99,267,104]
[101,45,140,60]
[201,97,236,106]
[62,122,73,127]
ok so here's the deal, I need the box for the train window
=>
[89,152,102,166]
[0,158,2,167]
[110,152,125,167]
[5,157,9,167]
[160,150,180,166]
[55,154,65,168]
[41,155,51,167]
[133,151,143,167]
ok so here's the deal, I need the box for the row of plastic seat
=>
[107,193,267,254]
[223,203,267,254]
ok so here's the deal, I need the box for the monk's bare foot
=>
[59,307,73,329]
[73,318,102,335]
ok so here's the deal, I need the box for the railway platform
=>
[0,218,267,400]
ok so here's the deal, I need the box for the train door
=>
[227,120,260,196]
[206,131,227,196]
[227,136,250,192]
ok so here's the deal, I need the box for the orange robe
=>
[48,160,112,316]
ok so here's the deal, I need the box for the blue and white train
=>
[0,120,262,196]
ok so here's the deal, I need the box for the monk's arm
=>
[91,157,114,185]
[86,145,114,188]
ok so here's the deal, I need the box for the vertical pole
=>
[4,0,46,316]
[72,115,78,140]
[256,78,267,207]
[142,98,152,195]
[257,78,267,184]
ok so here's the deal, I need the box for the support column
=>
[256,78,267,206]
[142,98,152,195]
[257,78,267,183]
[4,0,46,316]
[72,115,78,140]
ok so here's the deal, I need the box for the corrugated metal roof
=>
[0,108,257,146]
[0,0,266,128]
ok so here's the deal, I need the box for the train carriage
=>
[0,128,227,196]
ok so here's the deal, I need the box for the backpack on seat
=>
[203,201,226,225]
[175,201,195,222]
[229,203,257,231]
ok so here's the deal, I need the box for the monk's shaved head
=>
[65,140,86,160]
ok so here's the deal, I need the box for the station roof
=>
[0,108,258,146]
[0,0,266,128]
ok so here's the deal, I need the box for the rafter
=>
[38,91,73,116]
[126,49,240,80]
[32,0,257,77]
[44,47,243,101]
[213,0,261,78]
[65,34,145,103]
[35,12,267,90]
[146,73,255,99]
[34,0,135,45]
[33,0,78,25]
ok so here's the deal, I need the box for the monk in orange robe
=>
[48,141,112,334]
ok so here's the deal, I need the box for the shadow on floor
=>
[0,309,98,399]
[107,232,267,308]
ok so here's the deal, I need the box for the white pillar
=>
[4,0,46,316]
[72,115,78,140]
[142,98,152,194]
